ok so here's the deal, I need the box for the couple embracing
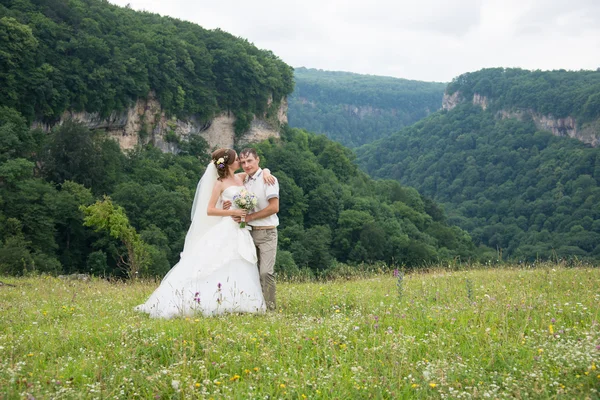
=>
[135,148,279,318]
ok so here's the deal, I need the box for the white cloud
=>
[108,0,600,82]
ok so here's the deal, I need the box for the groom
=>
[226,148,279,311]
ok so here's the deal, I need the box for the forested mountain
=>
[0,0,293,133]
[358,69,600,261]
[288,67,446,147]
[446,68,600,121]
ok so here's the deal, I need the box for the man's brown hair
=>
[239,148,259,159]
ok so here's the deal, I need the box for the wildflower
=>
[27,353,33,357]
[538,348,543,354]
[429,383,437,388]
[171,380,180,390]
[244,369,251,374]
[411,383,419,388]
[195,383,201,388]
[279,384,286,389]
[215,381,222,385]
[230,375,240,382]
[549,325,554,335]
[253,367,259,372]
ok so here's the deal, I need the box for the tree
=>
[80,196,150,279]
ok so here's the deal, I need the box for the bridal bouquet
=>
[233,189,258,228]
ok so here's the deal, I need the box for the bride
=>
[135,148,271,318]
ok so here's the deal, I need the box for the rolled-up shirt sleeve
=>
[265,179,279,200]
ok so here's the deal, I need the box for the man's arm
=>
[233,198,279,223]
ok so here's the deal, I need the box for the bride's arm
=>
[207,182,246,217]
[235,168,275,185]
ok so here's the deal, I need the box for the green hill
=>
[0,0,293,131]
[446,68,600,121]
[288,67,446,147]
[357,68,600,261]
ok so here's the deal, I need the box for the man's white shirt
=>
[244,168,279,227]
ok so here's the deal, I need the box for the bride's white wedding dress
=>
[135,175,266,318]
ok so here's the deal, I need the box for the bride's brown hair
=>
[211,148,237,180]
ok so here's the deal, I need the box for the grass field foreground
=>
[1,266,599,399]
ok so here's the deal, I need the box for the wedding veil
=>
[183,162,220,253]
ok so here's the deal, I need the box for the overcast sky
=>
[108,0,600,83]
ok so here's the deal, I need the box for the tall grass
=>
[1,264,598,399]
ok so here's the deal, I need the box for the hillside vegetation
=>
[0,0,293,132]
[0,108,480,277]
[446,68,600,121]
[358,79,600,261]
[288,67,445,147]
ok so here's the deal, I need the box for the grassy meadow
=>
[1,265,599,399]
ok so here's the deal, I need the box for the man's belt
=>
[251,226,276,230]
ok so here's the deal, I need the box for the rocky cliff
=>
[442,91,599,147]
[32,92,287,152]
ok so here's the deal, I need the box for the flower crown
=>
[213,152,230,169]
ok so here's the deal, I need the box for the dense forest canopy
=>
[447,68,600,121]
[0,0,294,132]
[357,102,600,261]
[288,67,446,147]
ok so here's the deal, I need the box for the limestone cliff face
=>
[497,110,599,147]
[441,91,461,111]
[442,91,599,147]
[32,91,286,152]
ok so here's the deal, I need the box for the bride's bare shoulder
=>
[213,179,225,191]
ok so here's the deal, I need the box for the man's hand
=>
[223,200,232,210]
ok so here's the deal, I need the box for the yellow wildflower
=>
[411,384,419,388]
[279,384,286,389]
[429,383,437,388]
[195,383,201,388]
[230,374,240,382]
[549,325,554,334]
